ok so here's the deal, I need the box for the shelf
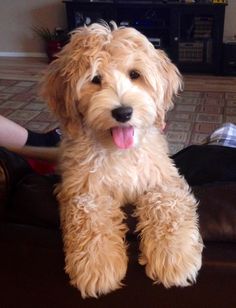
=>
[63,1,227,74]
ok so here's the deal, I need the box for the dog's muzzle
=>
[111,106,133,123]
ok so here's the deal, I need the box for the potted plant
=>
[33,26,68,62]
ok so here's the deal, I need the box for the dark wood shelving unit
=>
[63,1,227,74]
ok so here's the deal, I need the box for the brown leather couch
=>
[0,145,236,308]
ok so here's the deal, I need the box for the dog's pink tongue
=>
[111,126,134,149]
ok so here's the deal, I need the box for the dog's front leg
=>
[58,189,128,298]
[135,182,203,288]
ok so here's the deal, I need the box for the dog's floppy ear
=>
[40,50,82,136]
[153,49,182,128]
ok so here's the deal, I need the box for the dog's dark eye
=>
[129,70,140,80]
[91,75,102,85]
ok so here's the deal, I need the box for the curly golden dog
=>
[41,22,203,298]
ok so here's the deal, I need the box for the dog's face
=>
[41,23,182,149]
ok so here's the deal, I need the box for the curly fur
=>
[40,22,203,298]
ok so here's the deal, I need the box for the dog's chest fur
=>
[60,130,174,203]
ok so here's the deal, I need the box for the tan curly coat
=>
[41,22,203,298]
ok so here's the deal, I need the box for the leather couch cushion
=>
[193,182,236,242]
[172,145,236,186]
[7,174,60,228]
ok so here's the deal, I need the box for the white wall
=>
[0,0,66,55]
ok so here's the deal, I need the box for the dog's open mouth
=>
[110,126,134,149]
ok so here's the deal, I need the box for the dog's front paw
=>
[65,240,128,298]
[140,233,203,288]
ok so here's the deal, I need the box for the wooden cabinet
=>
[63,1,226,74]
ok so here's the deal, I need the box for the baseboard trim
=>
[0,52,46,58]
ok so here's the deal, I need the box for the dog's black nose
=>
[111,106,133,123]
